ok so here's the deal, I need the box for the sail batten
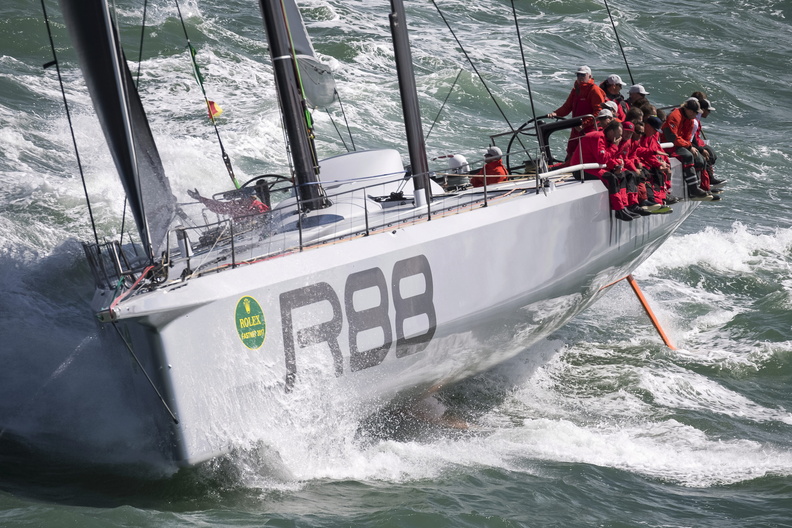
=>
[59,0,176,259]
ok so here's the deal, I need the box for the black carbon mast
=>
[258,0,328,211]
[389,0,432,209]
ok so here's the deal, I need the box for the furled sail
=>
[283,0,336,108]
[58,0,176,259]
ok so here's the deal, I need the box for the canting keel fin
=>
[602,274,677,350]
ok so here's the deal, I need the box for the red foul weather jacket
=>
[661,107,695,149]
[470,159,508,187]
[617,137,641,172]
[553,78,607,118]
[636,133,667,169]
[567,130,623,180]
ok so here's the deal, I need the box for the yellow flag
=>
[207,100,223,119]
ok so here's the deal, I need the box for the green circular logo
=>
[235,296,266,349]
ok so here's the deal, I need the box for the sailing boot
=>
[681,158,708,200]
[628,204,651,216]
[710,176,728,186]
[687,184,712,201]
[614,209,634,221]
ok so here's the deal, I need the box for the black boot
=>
[687,185,712,200]
[614,209,634,221]
[628,204,651,216]
[710,177,727,186]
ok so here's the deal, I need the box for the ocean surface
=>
[1,0,791,526]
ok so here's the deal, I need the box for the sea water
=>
[1,0,791,526]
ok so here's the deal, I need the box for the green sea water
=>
[1,0,791,526]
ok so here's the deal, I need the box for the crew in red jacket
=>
[662,98,711,199]
[548,66,607,161]
[616,121,649,216]
[470,146,508,187]
[637,116,673,204]
[567,121,636,221]
[599,74,629,121]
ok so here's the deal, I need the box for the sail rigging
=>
[58,0,176,259]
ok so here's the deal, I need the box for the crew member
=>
[547,66,607,161]
[568,120,634,221]
[470,146,508,187]
[661,98,712,200]
[187,183,270,219]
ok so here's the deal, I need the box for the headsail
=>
[59,0,176,259]
[282,0,336,108]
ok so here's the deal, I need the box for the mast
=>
[389,0,431,208]
[258,0,327,211]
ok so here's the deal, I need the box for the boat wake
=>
[190,338,792,492]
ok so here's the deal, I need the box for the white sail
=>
[283,0,337,108]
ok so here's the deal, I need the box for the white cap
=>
[485,146,502,160]
[602,101,618,112]
[576,65,592,76]
[605,74,624,85]
[597,109,614,118]
[629,84,650,95]
[448,154,469,174]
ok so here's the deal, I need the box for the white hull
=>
[96,158,696,467]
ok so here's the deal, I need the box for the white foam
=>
[493,417,792,487]
[639,363,792,425]
[223,366,792,490]
[636,221,792,276]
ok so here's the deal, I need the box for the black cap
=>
[683,98,701,112]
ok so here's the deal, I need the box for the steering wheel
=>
[504,114,565,171]
[239,174,293,191]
